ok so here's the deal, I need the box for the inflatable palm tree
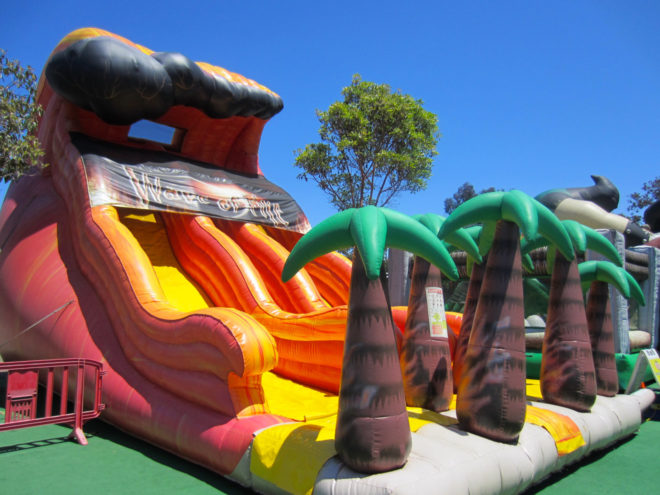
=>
[400,214,481,411]
[450,225,485,392]
[282,206,457,473]
[524,220,621,411]
[579,261,645,396]
[439,191,573,442]
[452,227,541,394]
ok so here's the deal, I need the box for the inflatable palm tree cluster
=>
[282,191,644,474]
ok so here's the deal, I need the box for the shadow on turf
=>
[83,419,251,494]
[0,435,73,454]
[640,386,660,422]
[521,430,637,494]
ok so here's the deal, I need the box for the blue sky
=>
[1,1,658,226]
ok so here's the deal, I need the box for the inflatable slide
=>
[0,29,655,495]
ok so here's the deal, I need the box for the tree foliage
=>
[443,182,497,215]
[627,176,660,224]
[294,74,439,211]
[1,49,44,181]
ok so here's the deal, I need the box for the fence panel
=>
[0,358,105,445]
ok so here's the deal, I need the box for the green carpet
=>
[526,387,660,494]
[1,390,658,494]
[0,417,250,494]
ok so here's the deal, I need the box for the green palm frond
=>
[413,213,482,263]
[522,219,622,272]
[578,261,645,305]
[282,206,458,281]
[438,190,574,259]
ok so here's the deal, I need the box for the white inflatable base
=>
[311,390,654,495]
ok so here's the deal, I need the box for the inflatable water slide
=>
[0,29,654,495]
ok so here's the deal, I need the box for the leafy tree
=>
[444,182,497,215]
[1,49,44,182]
[294,74,439,211]
[627,176,660,224]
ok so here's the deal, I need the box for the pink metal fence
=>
[0,358,105,445]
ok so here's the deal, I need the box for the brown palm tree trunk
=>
[586,280,619,396]
[540,253,596,411]
[456,220,527,443]
[452,258,486,392]
[400,256,453,411]
[335,252,411,473]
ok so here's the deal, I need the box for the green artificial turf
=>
[526,389,660,494]
[0,416,250,494]
[2,390,658,494]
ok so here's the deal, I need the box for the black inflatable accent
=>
[151,51,213,110]
[624,220,650,247]
[644,200,660,233]
[535,175,620,212]
[46,37,283,125]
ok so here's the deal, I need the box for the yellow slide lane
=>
[118,210,212,312]
[117,209,342,412]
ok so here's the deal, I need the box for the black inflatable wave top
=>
[45,36,284,125]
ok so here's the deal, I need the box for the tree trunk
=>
[400,256,453,411]
[586,280,619,396]
[456,220,527,443]
[452,258,486,392]
[540,253,596,411]
[335,252,411,473]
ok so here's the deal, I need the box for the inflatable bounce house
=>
[0,29,657,495]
